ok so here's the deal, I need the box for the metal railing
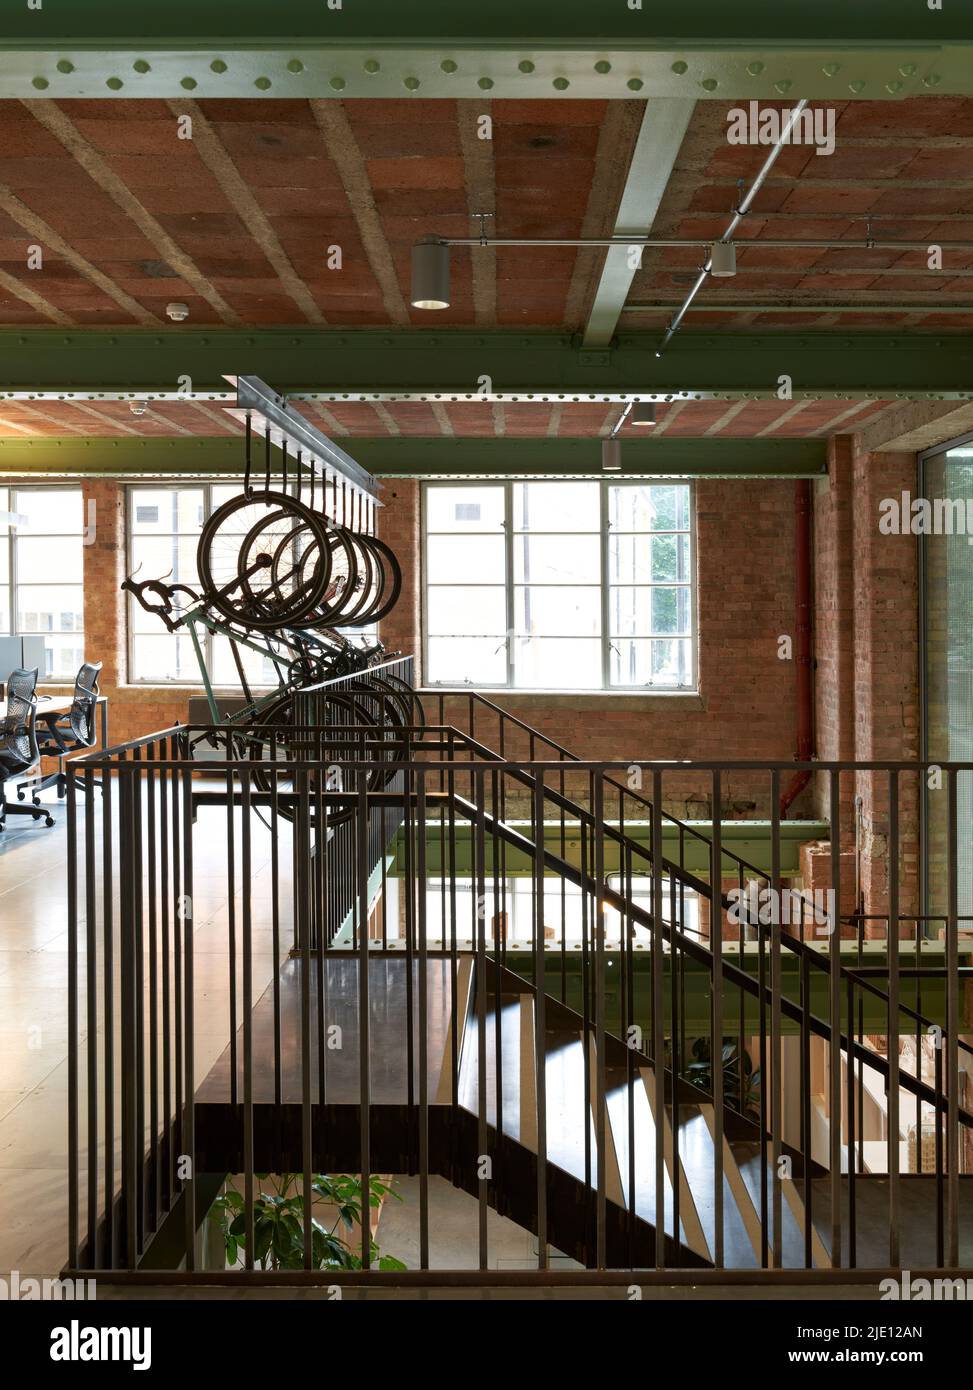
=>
[63,687,973,1284]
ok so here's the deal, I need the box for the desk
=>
[33,692,109,754]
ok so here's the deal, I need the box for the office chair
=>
[0,667,53,830]
[18,660,102,805]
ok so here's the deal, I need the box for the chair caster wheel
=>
[44,816,55,828]
[32,797,41,808]
[16,791,24,801]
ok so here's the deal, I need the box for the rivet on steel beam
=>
[627,78,644,91]
[518,60,535,74]
[886,80,904,94]
[32,77,49,90]
[701,78,719,92]
[133,60,151,74]
[287,59,305,74]
[923,74,942,87]
[211,60,228,73]
[365,60,380,74]
[404,76,421,90]
[822,63,841,78]
[671,61,688,75]
[255,77,272,90]
[56,60,74,74]
[553,77,570,90]
[441,59,458,74]
[775,80,792,94]
[899,64,917,77]
[848,80,866,93]
[181,76,198,90]
[330,76,346,90]
[595,61,611,74]
[747,61,765,77]
[478,77,494,90]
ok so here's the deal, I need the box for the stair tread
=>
[733,1142,812,1268]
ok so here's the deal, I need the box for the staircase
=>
[65,670,973,1279]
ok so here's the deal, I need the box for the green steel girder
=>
[1,330,971,401]
[1,3,972,99]
[0,436,826,480]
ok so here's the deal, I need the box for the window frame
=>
[0,483,86,681]
[126,479,260,688]
[421,478,697,693]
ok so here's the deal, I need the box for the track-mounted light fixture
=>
[630,402,657,427]
[411,236,451,309]
[710,240,737,278]
[602,438,622,471]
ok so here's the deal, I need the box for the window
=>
[128,483,280,686]
[423,480,695,690]
[0,486,85,680]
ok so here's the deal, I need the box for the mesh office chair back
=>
[2,667,39,768]
[68,661,102,747]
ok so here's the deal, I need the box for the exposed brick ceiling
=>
[0,95,967,442]
[0,397,895,440]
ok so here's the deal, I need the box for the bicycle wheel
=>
[197,491,333,631]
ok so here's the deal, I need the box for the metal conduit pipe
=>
[780,478,815,817]
[658,98,810,356]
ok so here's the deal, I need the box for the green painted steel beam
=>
[390,820,830,878]
[1,4,971,99]
[0,436,827,480]
[2,329,971,401]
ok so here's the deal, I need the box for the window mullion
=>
[505,480,514,688]
[600,477,611,690]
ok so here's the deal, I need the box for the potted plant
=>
[208,1173,406,1271]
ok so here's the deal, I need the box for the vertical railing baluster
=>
[946,768,960,1267]
[534,768,548,1269]
[770,769,782,1271]
[593,773,607,1269]
[242,767,255,1270]
[84,767,99,1264]
[829,770,842,1268]
[67,768,79,1270]
[417,770,430,1269]
[888,770,900,1268]
[181,759,196,1271]
[652,770,665,1271]
[710,770,724,1269]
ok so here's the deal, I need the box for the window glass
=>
[424,481,694,690]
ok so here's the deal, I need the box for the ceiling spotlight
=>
[166,301,190,321]
[630,402,657,427]
[710,241,737,278]
[411,235,451,310]
[130,400,147,417]
[602,438,622,472]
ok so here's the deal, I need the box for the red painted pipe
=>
[780,479,813,817]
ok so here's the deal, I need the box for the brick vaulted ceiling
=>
[0,94,969,442]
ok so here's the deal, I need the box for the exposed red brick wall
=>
[811,437,920,927]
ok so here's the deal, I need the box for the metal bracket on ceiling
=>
[222,373,382,504]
